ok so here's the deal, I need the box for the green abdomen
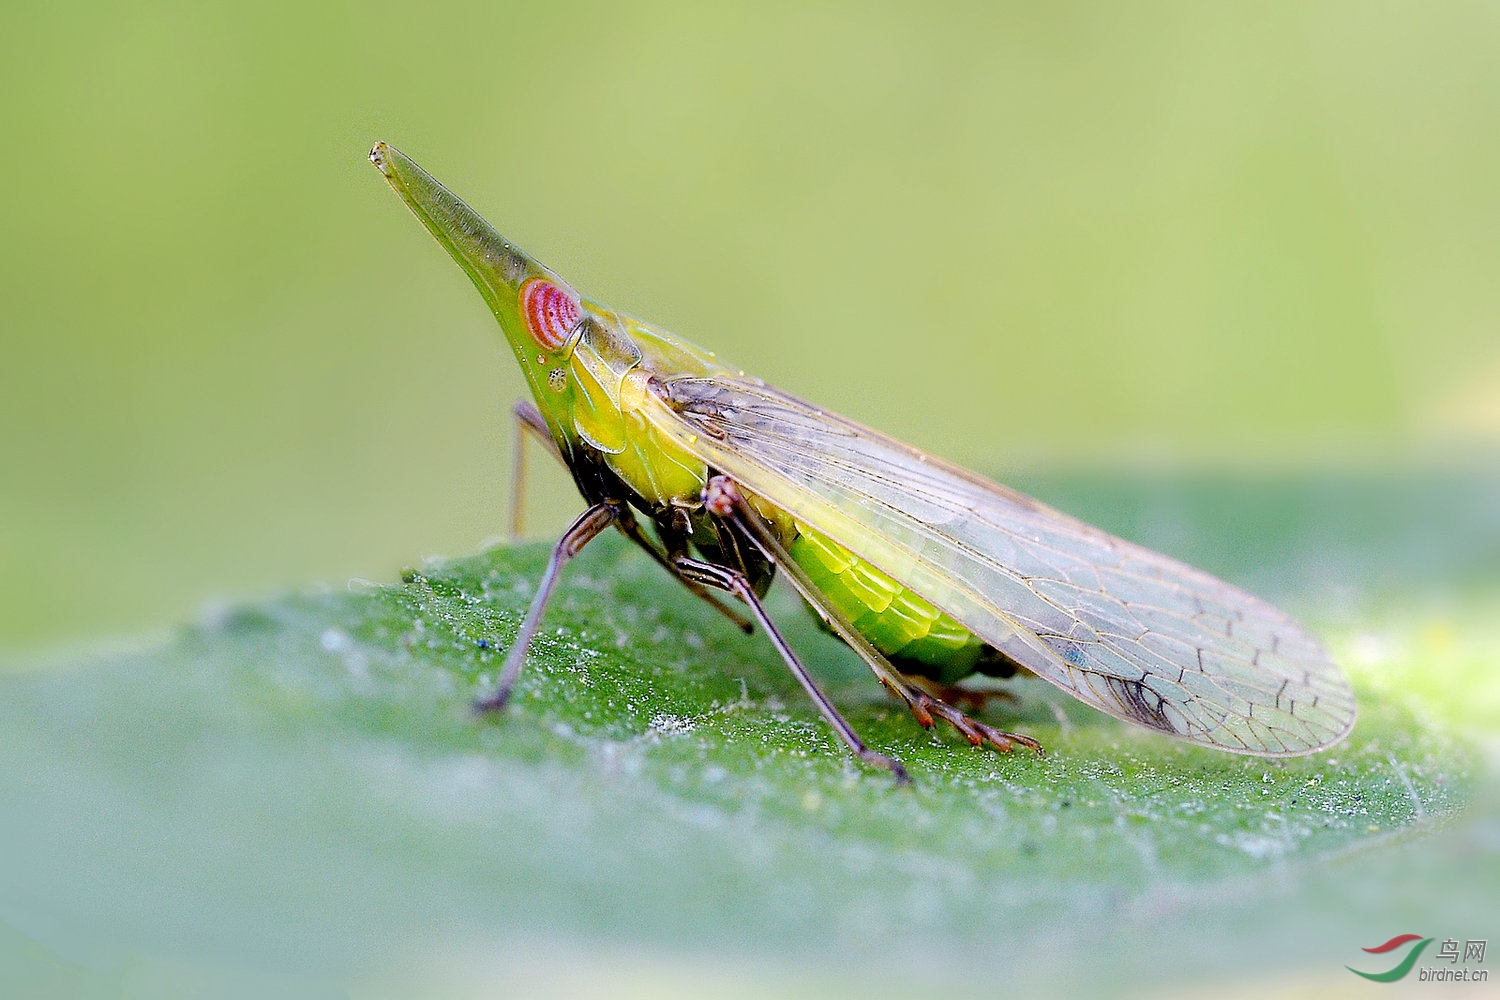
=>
[788,529,984,685]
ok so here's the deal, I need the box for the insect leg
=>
[507,400,752,633]
[509,400,560,541]
[705,476,1043,757]
[902,674,1017,715]
[476,501,620,713]
[671,554,910,784]
[618,513,755,634]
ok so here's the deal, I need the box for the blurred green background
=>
[3,4,1500,999]
[4,1,1499,649]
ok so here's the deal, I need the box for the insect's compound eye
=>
[519,278,580,350]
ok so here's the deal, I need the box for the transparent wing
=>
[643,375,1356,756]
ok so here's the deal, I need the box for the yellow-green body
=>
[574,308,985,683]
[788,531,984,682]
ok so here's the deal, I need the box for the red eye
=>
[520,279,580,349]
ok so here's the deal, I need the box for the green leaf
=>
[1,474,1494,998]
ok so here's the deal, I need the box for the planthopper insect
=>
[371,141,1355,781]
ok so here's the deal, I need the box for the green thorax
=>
[563,306,728,510]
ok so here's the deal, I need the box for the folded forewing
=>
[644,375,1355,756]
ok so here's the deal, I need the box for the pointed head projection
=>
[369,141,589,433]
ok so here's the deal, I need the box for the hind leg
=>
[704,475,1043,757]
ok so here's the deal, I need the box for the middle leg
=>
[672,553,910,783]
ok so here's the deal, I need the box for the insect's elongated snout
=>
[371,141,536,308]
[370,141,584,370]
[372,140,597,439]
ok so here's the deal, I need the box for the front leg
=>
[508,400,562,543]
[475,501,620,712]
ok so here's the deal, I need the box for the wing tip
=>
[1194,697,1358,757]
